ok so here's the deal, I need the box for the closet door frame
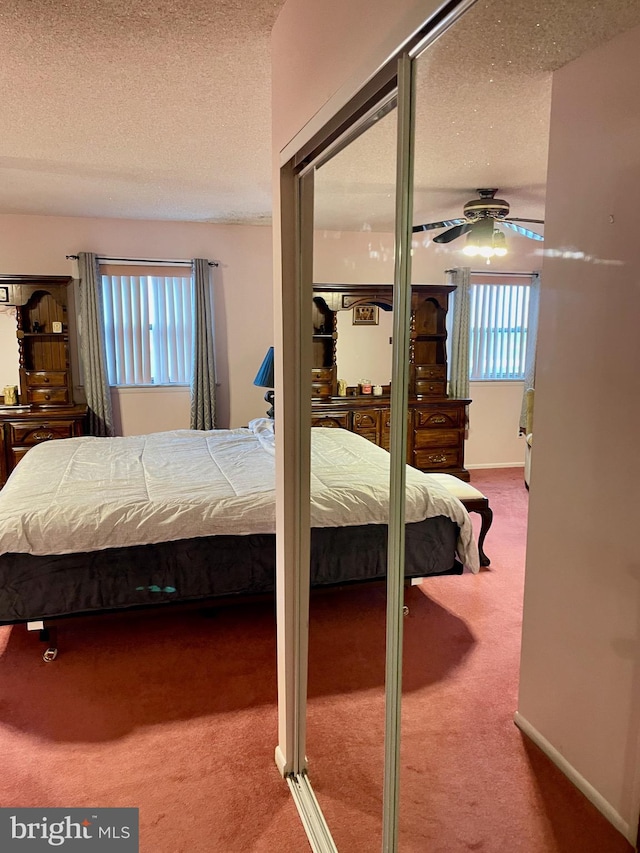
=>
[274,3,475,850]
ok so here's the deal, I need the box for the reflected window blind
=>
[102,273,194,386]
[469,284,530,380]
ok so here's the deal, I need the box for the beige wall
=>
[0,214,273,431]
[314,227,543,284]
[518,24,640,840]
[466,381,524,469]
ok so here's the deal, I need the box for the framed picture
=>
[352,305,379,326]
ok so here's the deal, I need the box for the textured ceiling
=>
[1,0,640,228]
[0,0,285,223]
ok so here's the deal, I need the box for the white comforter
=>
[0,419,479,571]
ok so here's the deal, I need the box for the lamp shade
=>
[253,346,275,388]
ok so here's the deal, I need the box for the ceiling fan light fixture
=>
[462,237,480,257]
[415,189,544,248]
[462,227,508,259]
[492,230,508,257]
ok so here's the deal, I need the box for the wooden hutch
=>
[0,275,86,487]
[311,283,470,480]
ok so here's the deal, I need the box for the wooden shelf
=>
[17,332,68,339]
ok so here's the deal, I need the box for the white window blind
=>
[469,283,530,380]
[102,273,194,386]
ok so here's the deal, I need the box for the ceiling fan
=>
[412,188,544,245]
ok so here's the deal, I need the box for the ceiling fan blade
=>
[412,218,465,233]
[504,216,545,225]
[502,221,544,241]
[433,222,473,243]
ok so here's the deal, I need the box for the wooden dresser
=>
[0,275,87,487]
[311,396,469,480]
[311,283,470,480]
[0,406,87,488]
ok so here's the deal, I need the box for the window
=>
[468,283,530,380]
[101,272,194,386]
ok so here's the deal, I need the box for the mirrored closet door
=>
[399,0,546,846]
[306,97,400,850]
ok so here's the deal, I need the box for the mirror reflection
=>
[307,101,399,852]
[335,305,393,389]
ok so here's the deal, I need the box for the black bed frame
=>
[0,517,462,660]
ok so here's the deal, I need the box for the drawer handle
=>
[43,377,50,383]
[430,416,447,424]
[33,431,55,441]
[428,453,447,463]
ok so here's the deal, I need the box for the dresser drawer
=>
[414,407,463,429]
[380,410,411,449]
[413,448,461,470]
[352,410,381,432]
[7,446,31,468]
[312,368,334,381]
[312,367,334,398]
[26,387,70,405]
[414,364,446,381]
[351,409,382,445]
[414,428,461,449]
[312,382,333,398]
[311,412,349,429]
[414,379,447,396]
[23,370,68,387]
[10,420,77,445]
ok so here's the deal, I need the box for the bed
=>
[0,418,478,651]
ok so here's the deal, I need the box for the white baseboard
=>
[466,462,525,470]
[514,711,635,845]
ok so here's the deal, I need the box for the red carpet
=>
[0,467,633,851]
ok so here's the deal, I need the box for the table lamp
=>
[253,346,275,418]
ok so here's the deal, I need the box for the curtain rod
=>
[445,268,536,278]
[65,255,219,267]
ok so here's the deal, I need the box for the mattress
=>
[0,419,478,569]
[0,420,478,625]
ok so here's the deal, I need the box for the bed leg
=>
[476,505,493,568]
[26,621,59,662]
[460,497,493,568]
